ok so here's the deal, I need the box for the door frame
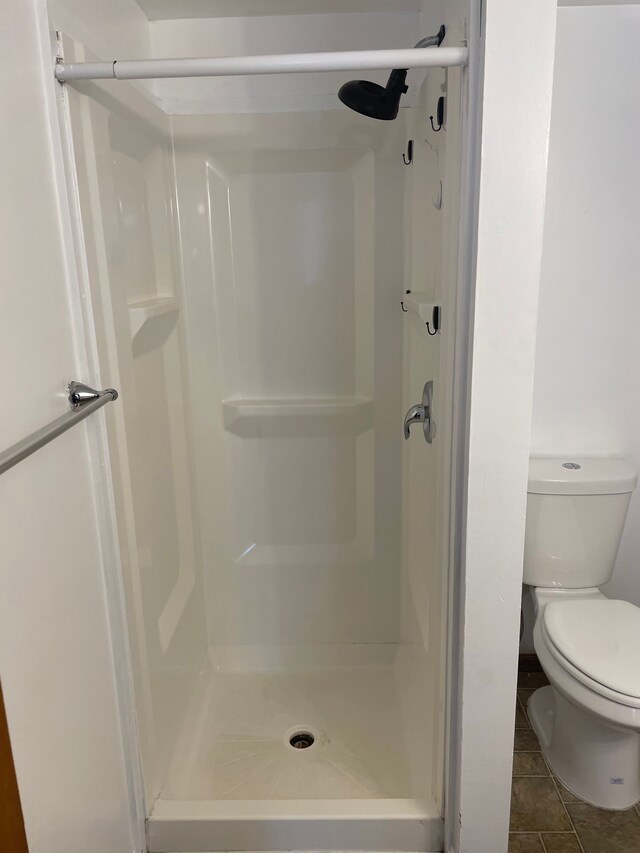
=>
[0,2,145,852]
[443,1,557,851]
[32,1,559,851]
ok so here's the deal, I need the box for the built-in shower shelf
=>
[128,295,179,342]
[222,397,373,437]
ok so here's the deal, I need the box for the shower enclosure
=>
[55,4,468,850]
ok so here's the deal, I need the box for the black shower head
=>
[338,26,445,121]
[337,69,408,121]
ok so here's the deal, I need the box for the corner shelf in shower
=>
[127,295,180,344]
[222,397,373,438]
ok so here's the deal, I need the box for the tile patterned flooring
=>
[510,671,640,853]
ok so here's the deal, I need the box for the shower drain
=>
[289,731,315,750]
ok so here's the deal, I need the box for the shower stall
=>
[53,3,469,850]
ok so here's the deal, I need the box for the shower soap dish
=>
[128,295,179,342]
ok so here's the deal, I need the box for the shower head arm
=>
[337,25,444,120]
[414,26,446,50]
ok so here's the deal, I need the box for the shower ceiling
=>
[134,0,422,19]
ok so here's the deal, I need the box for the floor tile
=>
[515,728,540,751]
[513,751,549,777]
[515,700,530,729]
[566,802,640,853]
[511,665,640,853]
[510,777,573,832]
[518,687,538,705]
[553,777,583,804]
[509,833,544,852]
[541,832,583,852]
[518,671,549,689]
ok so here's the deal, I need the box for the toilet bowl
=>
[523,457,640,810]
[528,587,640,809]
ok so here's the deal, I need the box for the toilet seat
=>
[542,599,640,708]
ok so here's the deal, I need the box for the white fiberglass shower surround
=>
[53,4,468,851]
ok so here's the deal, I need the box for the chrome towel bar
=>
[0,382,118,476]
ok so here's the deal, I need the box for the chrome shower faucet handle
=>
[403,380,436,443]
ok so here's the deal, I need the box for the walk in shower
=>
[56,3,468,849]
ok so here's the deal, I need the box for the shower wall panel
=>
[397,81,463,808]
[149,12,421,115]
[172,112,406,646]
[64,55,208,802]
[397,119,445,801]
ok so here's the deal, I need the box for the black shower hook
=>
[426,306,441,336]
[402,140,414,165]
[430,96,445,133]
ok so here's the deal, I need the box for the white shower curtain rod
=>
[54,46,468,83]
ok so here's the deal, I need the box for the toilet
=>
[524,456,640,810]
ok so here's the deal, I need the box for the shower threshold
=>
[147,797,441,852]
[148,644,443,852]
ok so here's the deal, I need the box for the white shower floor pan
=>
[148,644,443,852]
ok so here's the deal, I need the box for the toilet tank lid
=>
[528,457,637,495]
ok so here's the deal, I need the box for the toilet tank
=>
[523,457,637,588]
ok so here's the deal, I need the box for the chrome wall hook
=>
[402,140,414,165]
[430,96,445,132]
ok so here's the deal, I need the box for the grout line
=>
[559,797,586,853]
[516,694,533,729]
[519,694,534,728]
[509,831,576,835]
[543,761,588,853]
[575,832,587,853]
[540,829,586,853]
[512,677,586,853]
[550,773,583,846]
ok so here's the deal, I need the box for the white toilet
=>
[524,456,640,810]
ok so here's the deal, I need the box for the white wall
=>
[531,4,640,606]
[0,2,140,852]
